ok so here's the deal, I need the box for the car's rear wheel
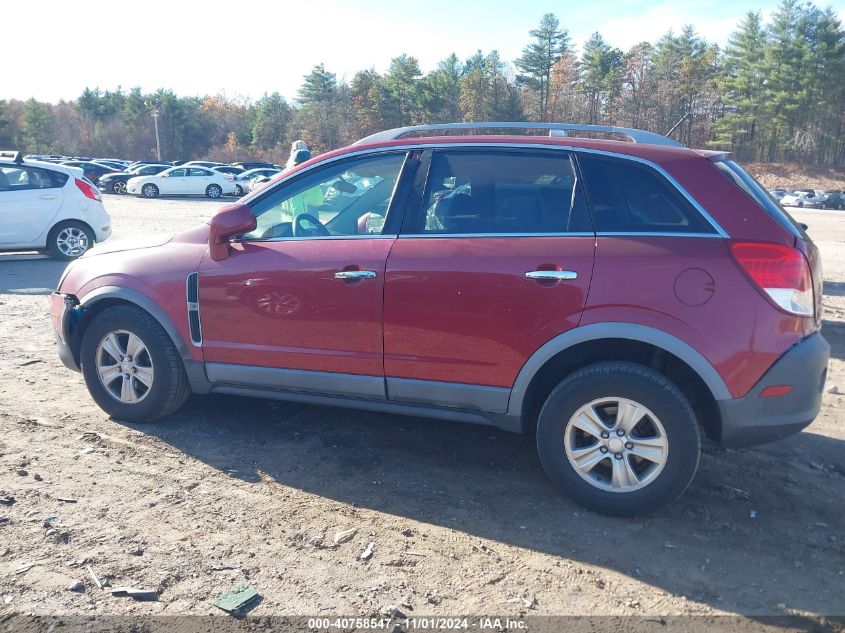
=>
[142,184,159,198]
[235,184,244,196]
[46,221,95,260]
[80,305,191,422]
[113,181,127,195]
[536,361,700,516]
[206,184,222,198]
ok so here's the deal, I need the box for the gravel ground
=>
[0,195,843,626]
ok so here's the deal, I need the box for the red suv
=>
[50,123,829,516]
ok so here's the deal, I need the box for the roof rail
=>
[0,150,23,163]
[354,122,685,148]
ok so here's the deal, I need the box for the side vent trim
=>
[186,272,202,346]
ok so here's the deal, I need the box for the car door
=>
[382,148,596,413]
[188,168,213,194]
[0,165,64,244]
[197,150,414,399]
[160,168,188,194]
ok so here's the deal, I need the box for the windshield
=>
[713,160,806,239]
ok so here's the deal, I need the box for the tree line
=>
[1,0,843,166]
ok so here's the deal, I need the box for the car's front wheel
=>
[536,362,700,516]
[80,305,191,422]
[46,221,95,260]
[142,183,159,198]
[235,184,244,196]
[206,184,222,198]
[113,181,127,195]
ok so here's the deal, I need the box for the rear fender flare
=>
[506,322,731,416]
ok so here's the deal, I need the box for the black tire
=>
[80,305,191,423]
[235,184,244,196]
[206,184,222,198]
[113,181,127,195]
[536,362,700,516]
[46,220,95,260]
[142,183,159,198]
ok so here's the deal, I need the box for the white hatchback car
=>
[0,152,111,259]
[127,166,237,198]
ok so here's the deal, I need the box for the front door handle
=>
[334,270,377,280]
[525,270,577,281]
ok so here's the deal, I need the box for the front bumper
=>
[50,292,81,372]
[718,331,830,448]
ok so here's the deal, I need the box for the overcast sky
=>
[5,0,845,103]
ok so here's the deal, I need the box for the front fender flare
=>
[78,285,192,361]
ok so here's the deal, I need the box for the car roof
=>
[281,134,708,181]
[1,157,83,176]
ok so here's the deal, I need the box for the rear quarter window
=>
[577,154,717,235]
[712,160,805,239]
[50,170,69,188]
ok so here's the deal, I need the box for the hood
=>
[83,233,176,257]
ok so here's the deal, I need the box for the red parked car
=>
[50,123,829,516]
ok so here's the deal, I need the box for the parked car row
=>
[53,158,283,198]
[769,188,845,209]
[24,155,284,198]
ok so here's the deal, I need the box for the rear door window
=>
[577,154,717,234]
[0,166,64,191]
[414,150,592,235]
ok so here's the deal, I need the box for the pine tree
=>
[423,54,463,122]
[0,100,13,147]
[579,33,624,124]
[251,93,290,150]
[22,99,55,153]
[297,64,340,151]
[515,14,570,120]
[383,55,423,128]
[713,12,766,158]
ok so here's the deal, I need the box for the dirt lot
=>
[748,163,845,191]
[0,195,843,625]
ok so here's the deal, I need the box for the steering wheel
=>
[293,213,330,237]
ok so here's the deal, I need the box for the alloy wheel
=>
[564,397,669,493]
[95,329,154,404]
[55,226,90,258]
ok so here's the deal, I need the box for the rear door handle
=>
[334,270,377,280]
[525,270,577,281]
[39,194,58,200]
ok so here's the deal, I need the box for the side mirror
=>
[208,203,257,261]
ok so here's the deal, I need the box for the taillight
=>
[730,241,813,316]
[75,178,101,202]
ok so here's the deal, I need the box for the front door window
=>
[243,153,407,240]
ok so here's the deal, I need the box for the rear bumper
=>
[718,332,829,448]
